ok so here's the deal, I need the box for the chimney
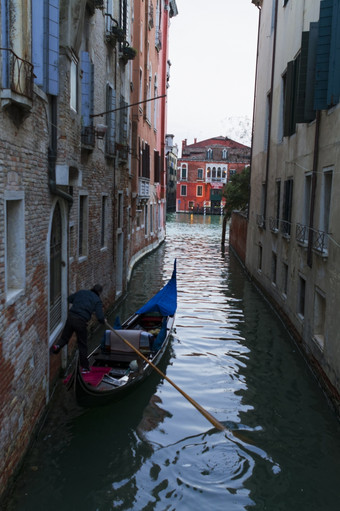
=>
[194,138,197,144]
[182,139,187,151]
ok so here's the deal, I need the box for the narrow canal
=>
[6,214,340,511]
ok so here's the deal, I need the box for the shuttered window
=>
[314,0,333,110]
[32,0,59,95]
[81,52,94,128]
[106,84,116,156]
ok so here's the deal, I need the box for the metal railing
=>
[1,48,34,99]
[256,214,265,228]
[269,216,279,232]
[296,223,308,245]
[312,228,328,254]
[81,125,95,147]
[280,219,291,237]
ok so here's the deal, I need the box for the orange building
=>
[176,137,251,214]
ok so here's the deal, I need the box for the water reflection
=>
[5,213,340,511]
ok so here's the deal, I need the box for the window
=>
[206,148,213,160]
[180,185,187,196]
[81,52,94,145]
[197,168,203,180]
[282,262,288,297]
[282,178,293,236]
[150,204,154,233]
[70,53,78,112]
[258,244,263,272]
[197,185,203,196]
[222,149,228,160]
[117,192,123,230]
[314,288,326,350]
[265,91,271,150]
[274,179,281,230]
[78,194,88,258]
[154,151,161,183]
[32,0,59,95]
[5,194,25,302]
[180,165,187,181]
[271,252,277,285]
[303,174,312,226]
[144,204,148,235]
[320,169,332,236]
[101,195,108,248]
[298,275,306,319]
[154,76,158,128]
[50,202,62,333]
[284,55,300,137]
[106,84,116,156]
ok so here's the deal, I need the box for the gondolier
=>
[51,284,105,371]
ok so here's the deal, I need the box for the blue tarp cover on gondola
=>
[136,260,177,316]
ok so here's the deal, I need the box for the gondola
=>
[68,260,177,407]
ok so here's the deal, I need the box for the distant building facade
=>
[177,137,250,214]
[0,0,177,499]
[246,0,340,411]
[165,134,178,212]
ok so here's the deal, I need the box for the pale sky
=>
[167,0,259,152]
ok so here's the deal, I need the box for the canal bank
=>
[4,214,340,511]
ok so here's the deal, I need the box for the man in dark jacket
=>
[51,284,105,371]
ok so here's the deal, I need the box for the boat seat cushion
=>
[107,329,153,353]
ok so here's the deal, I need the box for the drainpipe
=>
[263,0,279,228]
[307,109,321,267]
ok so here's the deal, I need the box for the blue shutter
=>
[81,52,92,127]
[1,0,9,87]
[32,0,45,87]
[314,0,333,110]
[328,1,340,106]
[46,0,59,95]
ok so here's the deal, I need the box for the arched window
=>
[206,148,213,160]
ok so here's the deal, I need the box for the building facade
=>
[247,0,340,410]
[177,137,250,214]
[165,133,178,212]
[0,0,177,498]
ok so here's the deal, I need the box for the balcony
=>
[138,177,150,200]
[256,214,265,228]
[269,216,279,233]
[296,223,308,246]
[280,219,291,238]
[312,228,328,255]
[81,125,95,148]
[0,48,33,110]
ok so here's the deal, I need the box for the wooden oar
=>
[105,321,226,432]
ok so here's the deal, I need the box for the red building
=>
[176,137,251,214]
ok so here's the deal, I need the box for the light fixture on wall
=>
[95,124,107,139]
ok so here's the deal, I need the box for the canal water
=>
[5,213,340,511]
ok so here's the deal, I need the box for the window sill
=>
[6,288,24,306]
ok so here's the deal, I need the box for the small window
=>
[258,244,263,271]
[282,262,288,296]
[197,168,203,180]
[5,195,25,301]
[197,185,203,197]
[79,194,88,258]
[298,276,306,319]
[117,192,123,230]
[314,288,326,350]
[70,54,78,112]
[101,195,108,248]
[180,185,187,196]
[271,252,277,285]
[181,165,187,181]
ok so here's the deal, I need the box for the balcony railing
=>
[280,219,291,237]
[256,214,265,228]
[1,48,34,100]
[312,228,328,254]
[296,223,308,245]
[138,177,150,199]
[81,125,95,148]
[269,216,279,232]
